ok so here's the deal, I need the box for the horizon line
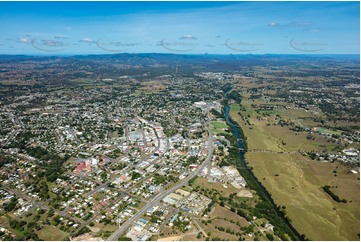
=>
[0,53,360,57]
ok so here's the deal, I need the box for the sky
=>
[0,1,359,55]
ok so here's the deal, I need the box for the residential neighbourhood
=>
[0,53,359,241]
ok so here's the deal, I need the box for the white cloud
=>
[308,28,327,33]
[79,38,95,44]
[15,35,34,43]
[268,21,280,27]
[268,21,314,28]
[179,35,197,40]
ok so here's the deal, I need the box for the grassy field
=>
[159,220,200,240]
[197,205,268,240]
[229,105,283,151]
[210,205,249,227]
[259,110,276,115]
[210,121,229,135]
[196,218,239,240]
[99,223,118,232]
[36,225,69,241]
[261,125,337,152]
[211,121,227,129]
[179,233,202,241]
[229,102,338,152]
[228,93,360,240]
[137,80,168,93]
[0,79,37,85]
[69,78,98,85]
[246,152,360,240]
[192,177,241,197]
[315,127,342,136]
[229,104,241,111]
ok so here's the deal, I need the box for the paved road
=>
[106,111,214,241]
[203,108,213,177]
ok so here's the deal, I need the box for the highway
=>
[106,109,214,241]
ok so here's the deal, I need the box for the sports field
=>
[210,121,228,135]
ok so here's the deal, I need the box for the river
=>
[223,88,302,240]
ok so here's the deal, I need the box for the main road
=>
[107,109,214,241]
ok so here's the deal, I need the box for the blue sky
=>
[0,1,359,55]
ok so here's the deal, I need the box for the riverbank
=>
[222,90,302,241]
[227,97,360,240]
